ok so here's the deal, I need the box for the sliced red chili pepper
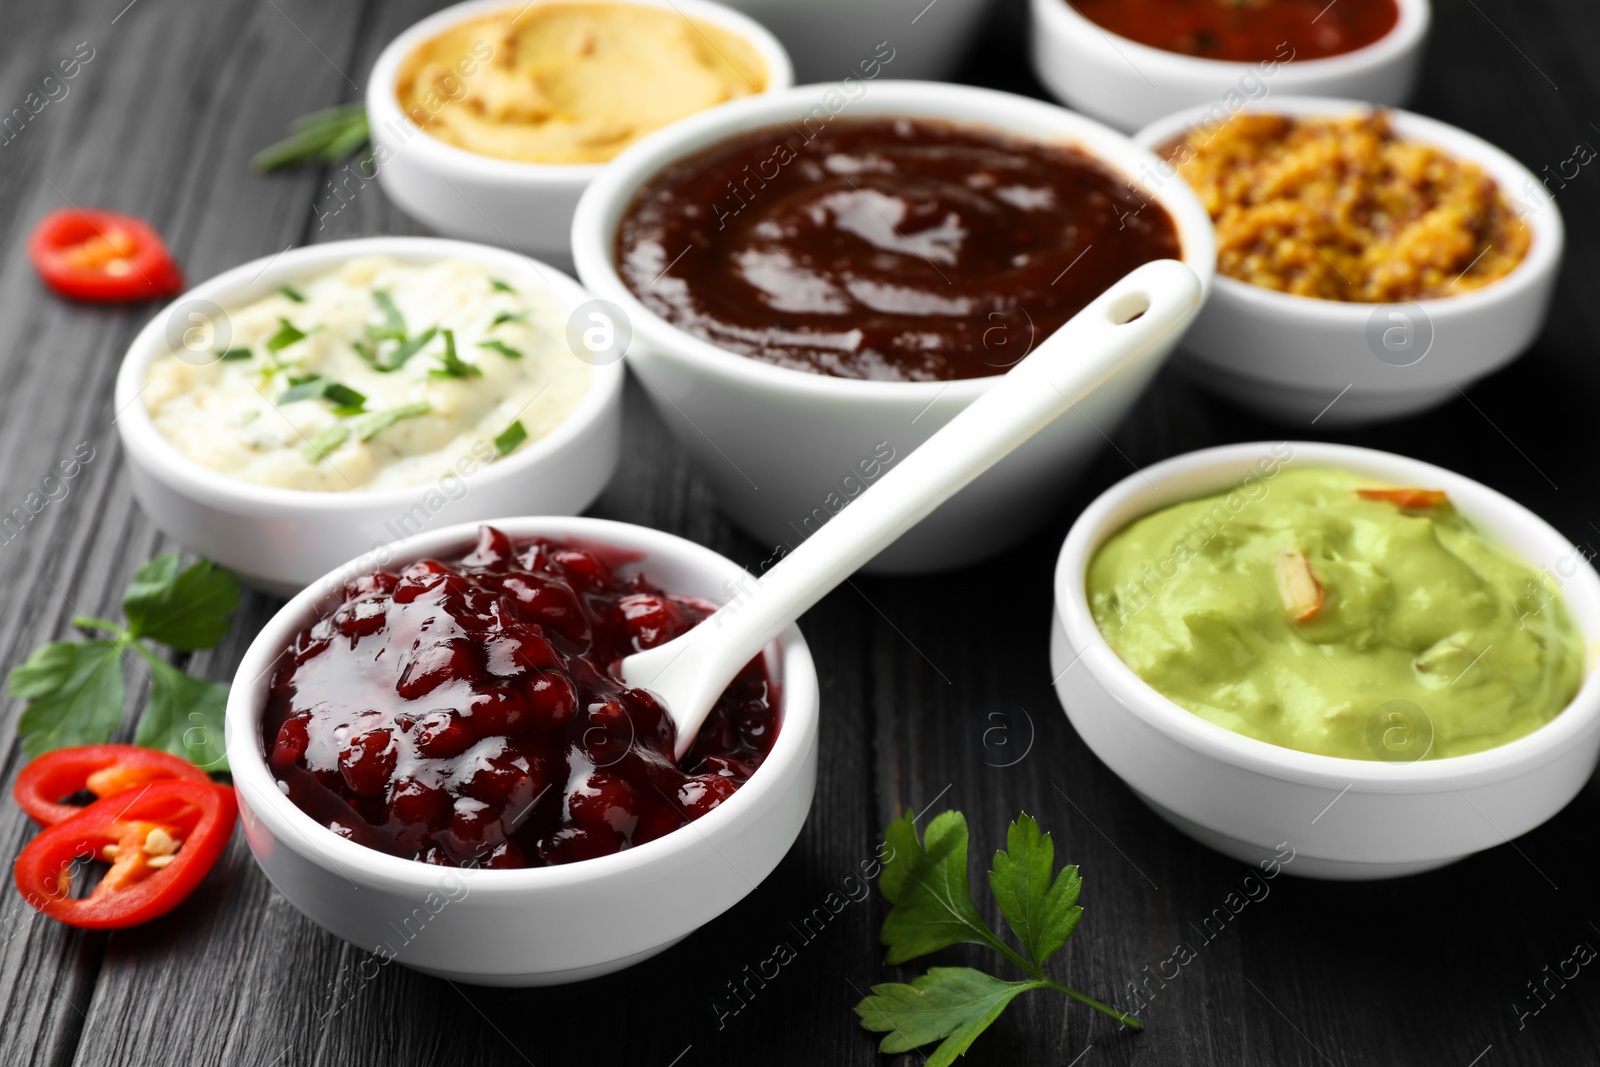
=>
[27,207,183,302]
[14,744,210,827]
[13,780,237,929]
[1357,488,1449,509]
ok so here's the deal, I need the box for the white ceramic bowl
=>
[225,516,819,985]
[719,0,994,82]
[1130,99,1562,426]
[572,81,1216,573]
[1051,441,1600,880]
[114,237,623,597]
[367,0,793,269]
[1031,0,1430,133]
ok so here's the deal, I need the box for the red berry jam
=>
[262,527,780,869]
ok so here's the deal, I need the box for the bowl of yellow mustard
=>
[366,0,793,267]
[1051,441,1600,880]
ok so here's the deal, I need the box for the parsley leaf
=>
[491,310,527,327]
[352,400,431,441]
[989,813,1082,967]
[493,419,527,457]
[123,555,242,652]
[856,810,1138,1065]
[490,278,515,293]
[265,317,307,354]
[478,339,522,359]
[9,641,127,758]
[429,329,482,379]
[280,284,306,303]
[219,347,253,361]
[132,649,229,772]
[857,969,1048,1066]
[7,556,241,768]
[880,810,997,964]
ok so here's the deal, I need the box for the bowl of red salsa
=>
[226,517,820,986]
[1030,0,1430,132]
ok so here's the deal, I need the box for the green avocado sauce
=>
[1087,467,1585,760]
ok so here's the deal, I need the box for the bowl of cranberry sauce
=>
[263,525,777,869]
[228,517,819,985]
[572,81,1215,573]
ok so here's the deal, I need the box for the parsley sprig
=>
[7,556,241,771]
[855,811,1138,1065]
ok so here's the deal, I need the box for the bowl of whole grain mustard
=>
[1133,99,1563,426]
[1051,441,1600,880]
[367,0,792,267]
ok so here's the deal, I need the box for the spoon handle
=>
[625,259,1202,755]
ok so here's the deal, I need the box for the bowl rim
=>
[225,514,820,893]
[1034,0,1431,77]
[1054,440,1600,789]
[113,236,625,516]
[365,0,796,186]
[1131,95,1564,319]
[570,79,1218,403]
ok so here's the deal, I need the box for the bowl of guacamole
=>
[1051,442,1600,880]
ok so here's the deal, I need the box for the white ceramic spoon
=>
[618,259,1203,759]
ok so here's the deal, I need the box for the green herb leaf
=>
[219,347,253,362]
[429,328,483,379]
[880,810,997,965]
[493,419,527,457]
[265,317,307,354]
[855,810,1139,1064]
[988,813,1083,968]
[856,968,1048,1067]
[132,648,229,772]
[369,290,407,340]
[478,339,522,359]
[277,376,366,414]
[490,278,515,293]
[352,400,431,441]
[280,284,306,303]
[491,310,527,327]
[72,615,126,636]
[323,382,367,414]
[381,326,438,372]
[278,376,329,404]
[123,555,242,652]
[252,103,370,172]
[301,425,350,464]
[8,556,241,769]
[9,641,128,758]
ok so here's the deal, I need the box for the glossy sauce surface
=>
[617,117,1181,381]
[263,527,778,869]
[1070,0,1400,62]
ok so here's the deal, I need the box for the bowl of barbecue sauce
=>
[572,81,1215,572]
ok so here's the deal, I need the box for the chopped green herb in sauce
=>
[300,425,350,464]
[478,339,522,359]
[430,329,483,379]
[493,419,527,457]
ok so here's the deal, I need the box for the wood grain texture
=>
[0,0,1597,1063]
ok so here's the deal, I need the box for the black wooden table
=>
[3,1,1598,1064]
